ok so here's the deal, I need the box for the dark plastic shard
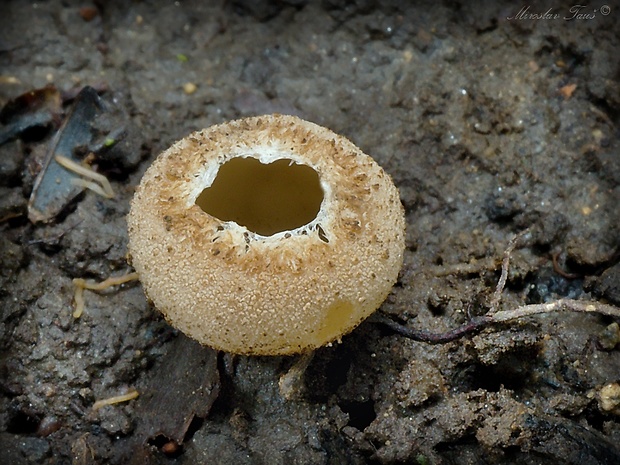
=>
[27,86,106,223]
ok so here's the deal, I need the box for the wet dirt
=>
[1,1,619,464]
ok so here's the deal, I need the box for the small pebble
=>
[183,82,197,94]
[598,383,620,415]
[79,6,99,22]
[598,322,620,350]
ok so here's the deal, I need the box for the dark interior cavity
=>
[195,157,324,236]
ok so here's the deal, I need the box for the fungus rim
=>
[192,151,334,242]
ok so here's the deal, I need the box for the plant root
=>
[55,154,115,199]
[72,272,139,318]
[378,231,620,344]
[92,388,139,410]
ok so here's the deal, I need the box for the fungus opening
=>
[195,157,324,236]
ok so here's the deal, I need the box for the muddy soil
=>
[1,1,619,464]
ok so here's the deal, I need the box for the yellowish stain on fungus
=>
[315,301,355,345]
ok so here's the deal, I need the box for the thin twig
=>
[376,299,620,345]
[551,251,580,279]
[377,228,620,344]
[374,312,493,344]
[279,352,315,400]
[491,299,620,322]
[428,256,497,277]
[489,230,528,314]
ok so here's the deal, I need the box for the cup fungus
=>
[127,114,405,355]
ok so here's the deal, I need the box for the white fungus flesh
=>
[127,114,405,355]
